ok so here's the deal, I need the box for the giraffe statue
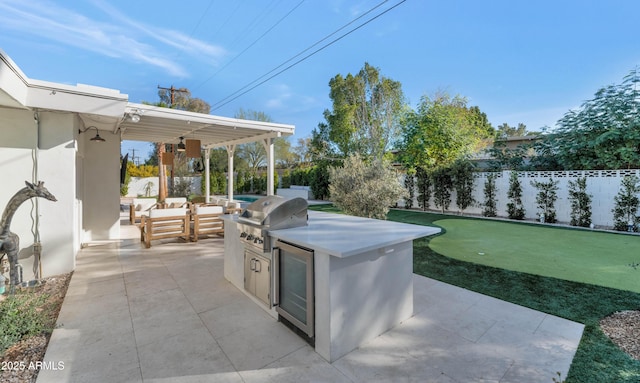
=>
[0,181,57,294]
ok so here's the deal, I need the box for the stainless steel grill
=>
[237,196,308,252]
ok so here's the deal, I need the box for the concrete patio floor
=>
[37,217,584,383]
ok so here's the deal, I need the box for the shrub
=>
[432,167,453,213]
[568,177,592,227]
[403,169,416,209]
[171,177,192,198]
[612,175,640,231]
[200,172,227,195]
[531,178,559,223]
[483,173,498,217]
[451,160,475,213]
[281,169,291,188]
[329,154,407,219]
[310,164,331,200]
[416,167,432,211]
[0,293,49,354]
[235,171,248,193]
[507,171,525,220]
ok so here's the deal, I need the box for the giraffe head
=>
[25,181,57,202]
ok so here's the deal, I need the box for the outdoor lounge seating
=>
[129,198,159,224]
[162,197,189,209]
[224,201,242,214]
[191,205,224,241]
[140,207,190,248]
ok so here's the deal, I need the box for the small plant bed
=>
[0,273,71,383]
[309,204,640,382]
[600,310,640,361]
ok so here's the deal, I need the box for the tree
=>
[486,140,527,170]
[612,175,640,231]
[274,138,297,169]
[235,109,271,181]
[495,123,531,138]
[531,178,559,223]
[157,87,211,113]
[322,62,406,161]
[329,154,406,219]
[398,92,494,170]
[238,141,266,178]
[482,173,498,217]
[568,177,592,227]
[293,137,313,164]
[432,167,453,213]
[506,171,525,220]
[234,109,295,174]
[545,68,640,170]
[451,159,475,213]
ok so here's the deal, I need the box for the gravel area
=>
[0,273,71,383]
[600,310,640,361]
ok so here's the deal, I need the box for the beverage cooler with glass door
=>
[273,240,315,339]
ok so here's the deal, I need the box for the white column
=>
[263,138,274,196]
[205,148,211,203]
[226,145,236,201]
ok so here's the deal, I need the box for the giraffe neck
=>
[0,187,33,239]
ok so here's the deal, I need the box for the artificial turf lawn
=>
[424,215,640,293]
[309,205,640,382]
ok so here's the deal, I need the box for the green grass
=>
[309,205,640,382]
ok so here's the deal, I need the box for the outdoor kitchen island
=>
[222,208,440,363]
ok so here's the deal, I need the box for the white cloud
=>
[265,84,293,109]
[0,0,226,77]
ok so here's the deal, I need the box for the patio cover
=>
[118,103,294,149]
[116,103,295,201]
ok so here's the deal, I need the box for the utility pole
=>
[128,149,140,166]
[157,85,189,107]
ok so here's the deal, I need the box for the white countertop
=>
[268,211,440,258]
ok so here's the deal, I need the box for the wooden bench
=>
[140,208,190,248]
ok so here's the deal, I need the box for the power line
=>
[193,0,305,92]
[210,0,406,111]
[206,0,391,108]
[227,0,281,49]
[177,0,216,60]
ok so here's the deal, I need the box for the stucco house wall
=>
[0,108,78,278]
[0,51,124,281]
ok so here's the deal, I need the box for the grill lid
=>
[238,195,308,229]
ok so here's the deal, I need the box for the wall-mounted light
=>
[79,126,106,142]
[177,137,186,152]
[127,108,142,123]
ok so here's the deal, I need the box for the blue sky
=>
[1,0,638,161]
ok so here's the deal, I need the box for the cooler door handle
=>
[272,247,279,306]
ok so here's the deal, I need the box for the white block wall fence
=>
[398,169,640,229]
[126,177,201,198]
